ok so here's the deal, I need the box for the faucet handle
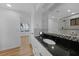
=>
[71,36,77,41]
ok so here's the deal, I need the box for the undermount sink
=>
[43,39,56,45]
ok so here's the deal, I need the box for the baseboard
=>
[0,47,20,54]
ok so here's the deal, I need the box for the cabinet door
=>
[38,44,52,56]
[31,37,52,56]
[31,37,40,56]
[35,39,52,56]
[33,47,39,56]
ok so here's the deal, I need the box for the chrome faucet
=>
[70,36,77,41]
[71,32,78,36]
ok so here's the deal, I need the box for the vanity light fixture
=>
[6,4,12,7]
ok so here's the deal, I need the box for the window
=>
[20,23,29,32]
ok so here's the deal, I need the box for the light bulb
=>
[6,4,12,7]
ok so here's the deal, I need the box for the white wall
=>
[48,18,60,34]
[33,10,49,36]
[33,11,42,36]
[19,12,31,36]
[20,12,31,25]
[0,9,20,51]
[41,12,48,33]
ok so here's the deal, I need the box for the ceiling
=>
[1,3,79,20]
[0,3,38,13]
[0,3,55,14]
[1,3,79,19]
[48,3,79,19]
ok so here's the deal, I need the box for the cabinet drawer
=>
[32,37,52,56]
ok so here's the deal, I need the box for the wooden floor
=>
[0,36,33,56]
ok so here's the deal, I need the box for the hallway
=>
[0,36,33,56]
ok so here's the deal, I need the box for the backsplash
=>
[61,29,79,36]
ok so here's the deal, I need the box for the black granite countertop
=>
[45,33,79,42]
[35,35,79,56]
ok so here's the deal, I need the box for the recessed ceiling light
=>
[67,9,71,12]
[71,13,75,14]
[6,4,12,7]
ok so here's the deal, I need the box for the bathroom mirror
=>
[60,13,79,30]
[70,17,79,26]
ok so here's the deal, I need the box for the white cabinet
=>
[33,46,41,56]
[38,43,52,56]
[31,36,41,56]
[37,39,52,56]
[31,36,52,56]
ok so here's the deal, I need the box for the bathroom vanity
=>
[31,32,79,56]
